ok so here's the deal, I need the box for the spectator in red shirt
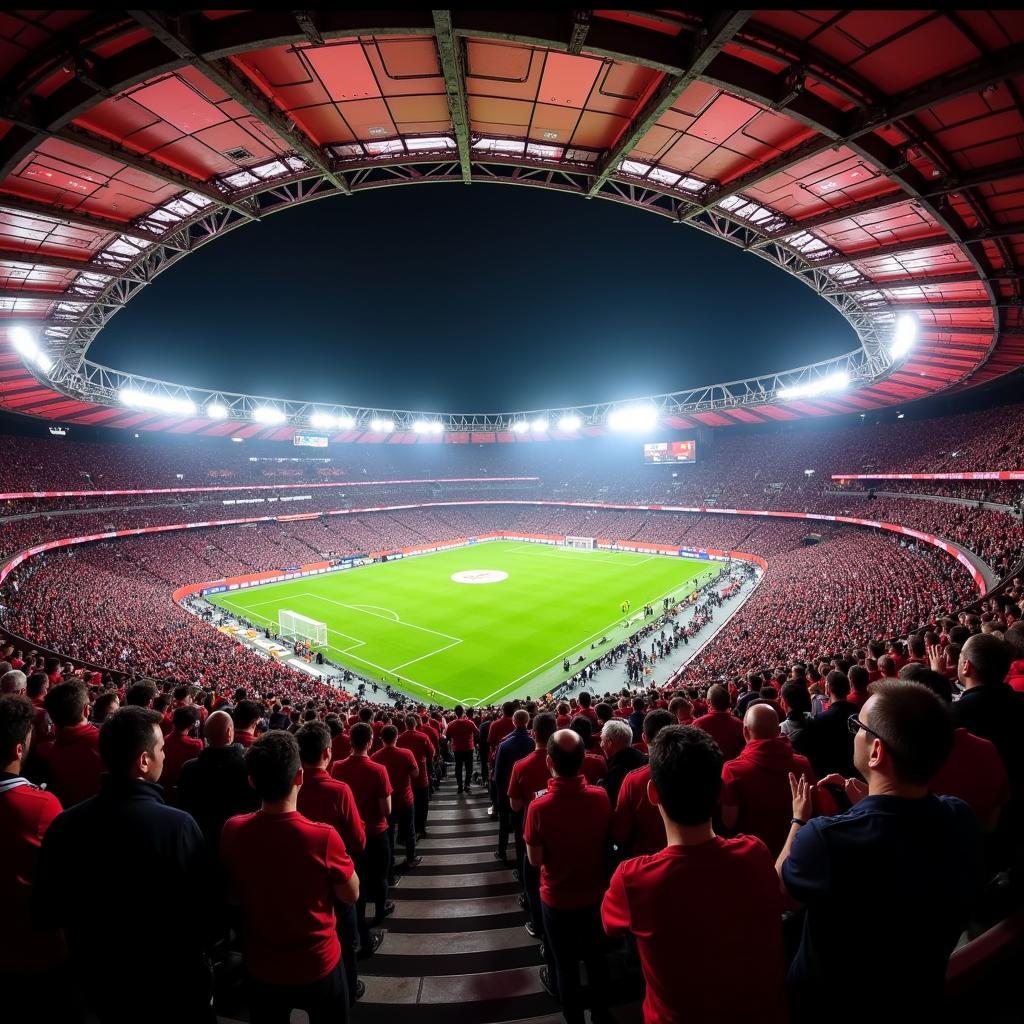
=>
[693,684,745,761]
[327,715,352,764]
[576,691,600,731]
[332,722,393,959]
[222,730,359,1023]
[397,714,434,838]
[509,711,557,941]
[0,694,66,1016]
[525,730,613,1024]
[373,724,422,873]
[161,706,204,800]
[602,725,788,1024]
[847,664,870,710]
[568,716,607,784]
[612,709,674,859]
[33,680,102,807]
[720,704,817,858]
[447,704,478,794]
[233,699,261,748]
[297,722,367,1008]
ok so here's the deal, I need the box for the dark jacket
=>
[177,743,260,854]
[493,727,536,810]
[812,700,857,777]
[954,684,1024,796]
[603,745,648,807]
[34,775,208,978]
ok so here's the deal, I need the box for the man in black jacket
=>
[178,709,259,856]
[811,671,857,777]
[34,706,214,1024]
[600,719,647,807]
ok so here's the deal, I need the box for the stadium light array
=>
[206,403,229,419]
[511,420,530,434]
[119,387,196,417]
[370,417,394,433]
[336,414,356,430]
[607,404,658,432]
[413,420,444,434]
[10,326,54,374]
[891,314,917,358]
[558,414,582,432]
[309,412,336,429]
[531,416,549,432]
[777,371,849,402]
[253,405,286,424]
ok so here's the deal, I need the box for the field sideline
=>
[207,541,716,706]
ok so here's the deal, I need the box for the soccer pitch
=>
[208,541,715,706]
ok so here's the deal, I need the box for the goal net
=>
[563,536,595,550]
[278,609,328,648]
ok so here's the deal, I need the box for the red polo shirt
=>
[396,729,434,790]
[524,775,611,909]
[36,723,102,807]
[693,710,746,761]
[0,776,64,972]
[161,731,204,795]
[235,731,257,749]
[486,716,516,764]
[446,718,478,753]
[297,767,366,854]
[720,737,816,858]
[581,752,608,787]
[331,755,392,835]
[602,836,787,1024]
[507,748,549,809]
[330,731,351,764]
[373,744,419,810]
[221,810,354,985]
[612,765,665,857]
[930,728,1010,826]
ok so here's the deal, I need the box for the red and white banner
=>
[832,471,1024,481]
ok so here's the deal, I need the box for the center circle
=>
[451,570,509,585]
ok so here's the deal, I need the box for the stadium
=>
[1,8,1022,1024]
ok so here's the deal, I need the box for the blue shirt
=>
[782,793,980,1018]
[493,727,536,809]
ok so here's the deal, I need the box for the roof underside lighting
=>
[253,405,286,424]
[607,404,658,432]
[891,314,918,358]
[370,417,394,433]
[206,402,229,419]
[10,326,54,374]
[778,371,850,401]
[310,411,337,429]
[558,414,582,432]
[530,416,549,432]
[413,419,444,434]
[119,387,196,417]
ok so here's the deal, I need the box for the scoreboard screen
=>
[644,440,696,464]
[293,433,329,448]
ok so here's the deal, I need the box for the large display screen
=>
[644,440,696,464]
[293,433,329,448]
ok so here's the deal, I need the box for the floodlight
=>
[370,417,394,433]
[891,314,917,358]
[310,412,336,429]
[336,414,355,430]
[511,420,530,434]
[253,405,286,424]
[10,326,53,373]
[231,436,244,443]
[413,420,443,434]
[778,370,849,401]
[119,388,196,417]
[558,414,581,432]
[530,416,549,432]
[608,404,658,432]
[206,403,229,419]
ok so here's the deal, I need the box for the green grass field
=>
[208,541,715,706]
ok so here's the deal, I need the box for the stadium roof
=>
[0,9,1022,441]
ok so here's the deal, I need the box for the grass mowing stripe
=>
[207,541,716,706]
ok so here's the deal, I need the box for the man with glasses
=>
[776,680,981,1024]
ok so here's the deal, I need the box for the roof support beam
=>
[292,11,324,47]
[568,11,592,55]
[432,11,472,184]
[805,221,1024,271]
[125,10,350,195]
[0,193,175,247]
[588,12,751,198]
[884,300,1014,311]
[0,248,114,274]
[828,271,1015,295]
[0,286,101,303]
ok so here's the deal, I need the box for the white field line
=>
[349,604,400,620]
[296,592,463,644]
[466,565,718,708]
[214,597,366,652]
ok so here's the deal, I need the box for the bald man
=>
[525,730,612,1023]
[177,709,259,855]
[720,704,816,858]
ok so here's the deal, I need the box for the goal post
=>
[563,536,595,550]
[278,609,328,649]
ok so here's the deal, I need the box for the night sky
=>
[93,185,857,412]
